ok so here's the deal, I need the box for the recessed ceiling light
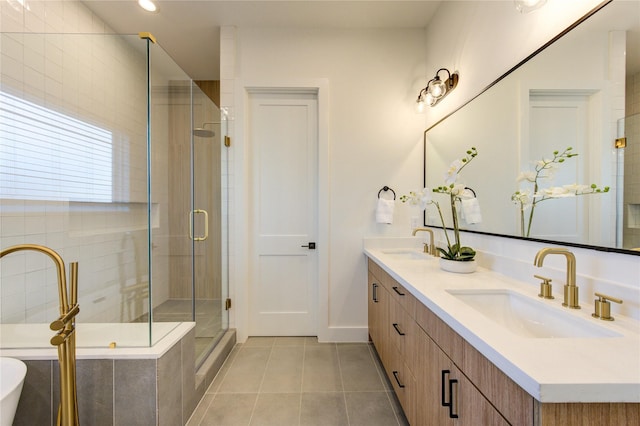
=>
[138,0,158,13]
[514,0,547,14]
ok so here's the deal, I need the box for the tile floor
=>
[187,337,409,426]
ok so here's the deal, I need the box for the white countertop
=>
[364,239,640,403]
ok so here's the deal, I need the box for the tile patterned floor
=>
[187,337,409,426]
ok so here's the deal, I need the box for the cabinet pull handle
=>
[372,283,378,303]
[392,371,405,388]
[392,323,405,336]
[441,370,450,407]
[448,379,459,419]
[392,286,405,296]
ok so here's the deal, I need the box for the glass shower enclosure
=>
[0,32,228,366]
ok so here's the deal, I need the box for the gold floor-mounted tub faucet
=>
[0,244,80,426]
[533,247,580,309]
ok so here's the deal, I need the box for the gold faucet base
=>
[592,313,614,321]
[563,284,580,309]
[591,293,622,321]
[561,303,581,309]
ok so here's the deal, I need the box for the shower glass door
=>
[147,39,228,364]
[191,83,228,365]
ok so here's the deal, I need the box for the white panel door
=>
[248,90,318,336]
[528,95,588,242]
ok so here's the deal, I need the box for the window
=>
[0,91,113,202]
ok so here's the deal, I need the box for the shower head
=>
[192,121,220,138]
[193,128,215,138]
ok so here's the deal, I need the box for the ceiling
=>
[82,1,444,80]
[81,1,640,81]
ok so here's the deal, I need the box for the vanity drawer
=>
[385,343,417,425]
[368,258,417,317]
[386,279,417,318]
[388,297,419,375]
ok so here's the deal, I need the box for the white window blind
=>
[0,91,113,202]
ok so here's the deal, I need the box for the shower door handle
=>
[189,209,209,241]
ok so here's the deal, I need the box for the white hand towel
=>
[461,198,482,224]
[376,198,395,224]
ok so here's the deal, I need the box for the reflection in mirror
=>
[424,0,640,254]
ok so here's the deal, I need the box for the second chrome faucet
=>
[534,247,580,309]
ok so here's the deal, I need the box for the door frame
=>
[232,79,329,343]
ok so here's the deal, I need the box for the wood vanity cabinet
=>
[367,258,640,425]
[367,258,531,425]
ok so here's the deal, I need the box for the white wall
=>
[227,27,427,341]
[225,0,640,341]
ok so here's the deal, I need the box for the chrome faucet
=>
[533,247,580,309]
[412,227,437,257]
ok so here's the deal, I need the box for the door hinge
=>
[225,298,232,310]
[615,137,626,149]
[224,136,231,147]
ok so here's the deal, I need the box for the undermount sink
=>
[381,249,430,260]
[446,289,621,339]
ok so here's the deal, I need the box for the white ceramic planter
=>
[439,258,477,274]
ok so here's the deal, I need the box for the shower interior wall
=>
[166,85,222,301]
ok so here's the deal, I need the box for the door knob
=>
[301,242,316,249]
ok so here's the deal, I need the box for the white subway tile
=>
[1,0,25,33]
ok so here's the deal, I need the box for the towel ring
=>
[378,186,396,200]
[464,187,477,198]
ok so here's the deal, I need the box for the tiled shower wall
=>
[0,1,170,327]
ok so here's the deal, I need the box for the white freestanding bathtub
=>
[0,357,27,426]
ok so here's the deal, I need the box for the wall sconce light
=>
[416,68,459,112]
[514,0,547,14]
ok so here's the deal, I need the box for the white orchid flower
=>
[537,161,558,180]
[401,188,434,210]
[517,171,537,183]
[418,188,433,210]
[541,186,574,198]
[563,183,590,194]
[536,159,553,170]
[443,159,463,185]
[511,190,532,208]
[450,184,467,197]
